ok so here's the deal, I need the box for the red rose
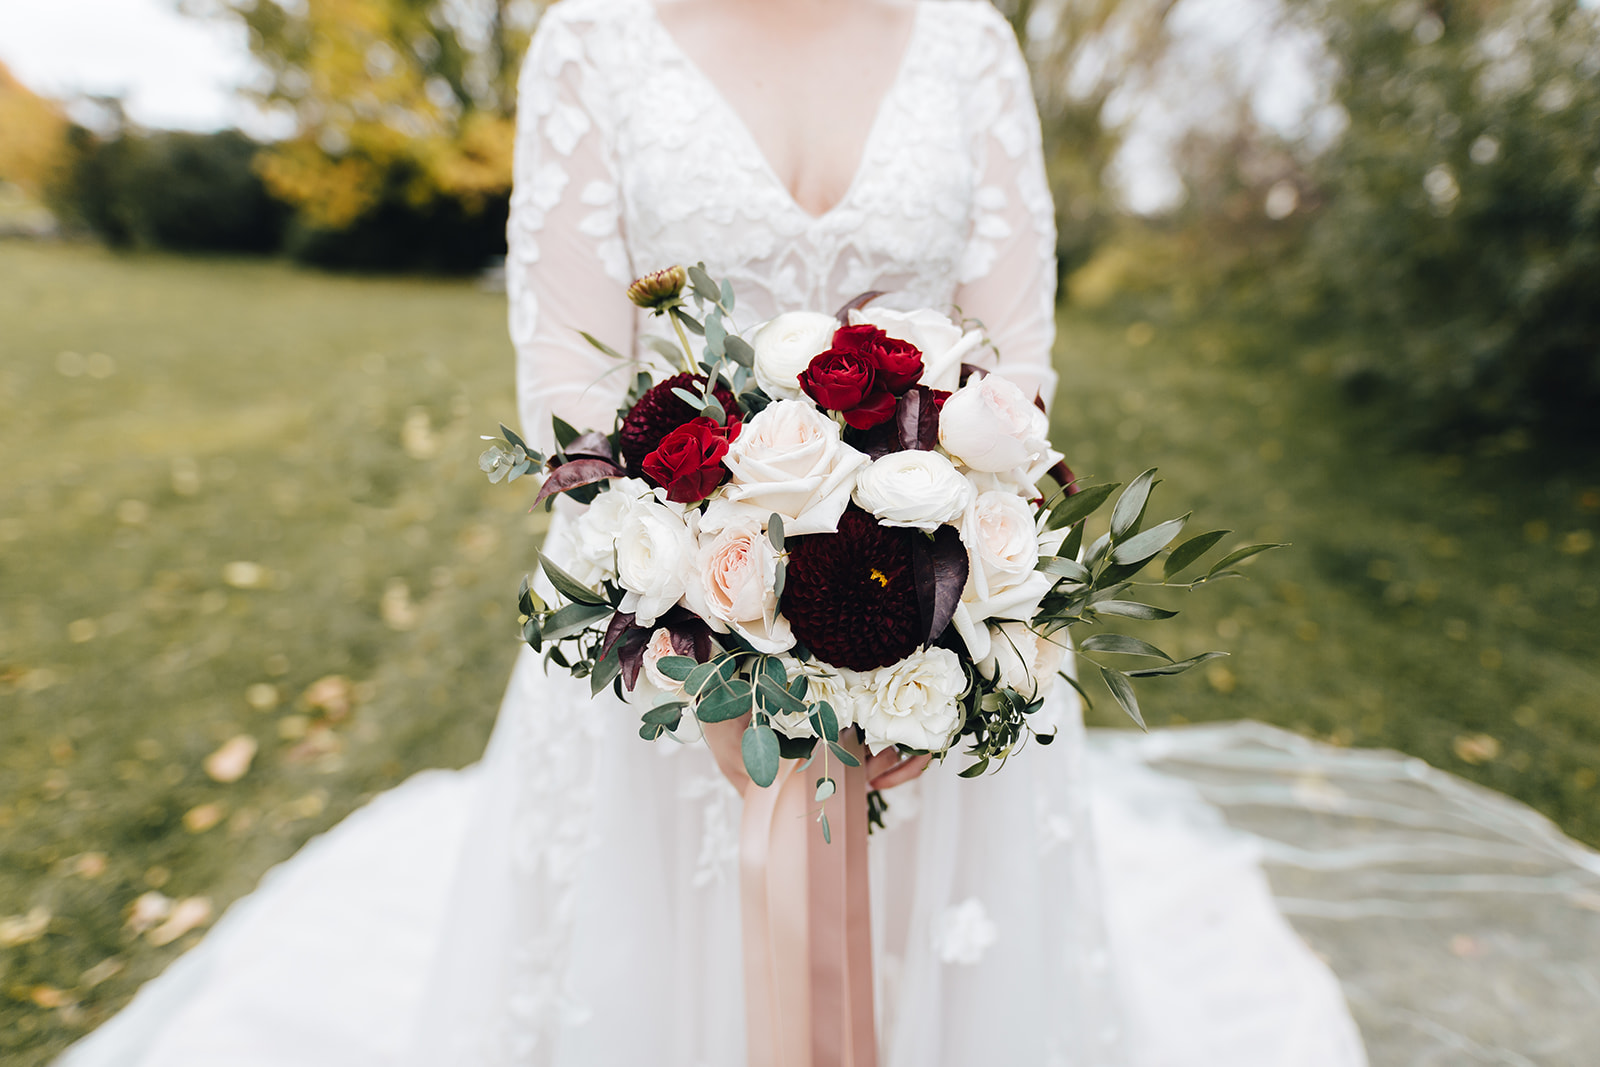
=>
[799,347,898,430]
[642,417,735,503]
[831,324,924,394]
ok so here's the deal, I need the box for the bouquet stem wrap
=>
[739,734,877,1067]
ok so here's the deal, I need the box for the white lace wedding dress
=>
[57,2,1600,1065]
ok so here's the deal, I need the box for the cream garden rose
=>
[858,647,968,754]
[951,490,1052,660]
[851,450,974,531]
[639,629,704,741]
[721,400,869,536]
[615,496,698,626]
[938,372,1055,479]
[685,515,794,654]
[977,620,1067,699]
[751,311,839,399]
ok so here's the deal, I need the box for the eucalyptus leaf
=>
[1049,482,1118,530]
[720,278,736,311]
[820,810,831,844]
[654,655,696,682]
[757,677,807,715]
[542,601,613,642]
[643,335,685,363]
[1125,651,1229,677]
[688,264,720,303]
[1110,469,1158,539]
[1100,667,1146,730]
[742,724,781,788]
[767,513,785,550]
[671,306,705,336]
[1092,600,1179,620]
[815,777,836,802]
[725,334,755,367]
[536,550,608,606]
[696,679,754,722]
[578,331,627,361]
[1110,515,1188,565]
[1163,529,1231,578]
[1078,633,1173,660]
[672,387,706,410]
[641,702,685,727]
[704,313,726,358]
[827,741,861,768]
[815,700,840,742]
[499,423,529,453]
[551,416,580,451]
[1205,542,1285,578]
[1038,556,1090,582]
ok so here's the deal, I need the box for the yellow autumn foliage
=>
[0,61,68,196]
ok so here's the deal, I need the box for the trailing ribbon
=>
[740,734,877,1067]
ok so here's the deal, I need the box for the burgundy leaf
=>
[1050,460,1080,494]
[895,387,942,452]
[854,420,901,460]
[833,290,886,325]
[564,431,616,463]
[532,458,626,507]
[618,630,648,690]
[912,525,968,646]
[666,614,716,663]
[601,611,637,658]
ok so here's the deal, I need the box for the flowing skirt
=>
[57,642,1600,1066]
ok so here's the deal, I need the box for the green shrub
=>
[51,126,287,254]
[1294,0,1600,444]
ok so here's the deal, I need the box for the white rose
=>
[752,311,839,399]
[615,497,697,626]
[939,372,1054,478]
[851,450,975,531]
[685,517,794,655]
[852,306,984,393]
[552,479,650,586]
[976,620,1066,698]
[722,400,869,536]
[858,647,968,754]
[802,665,865,732]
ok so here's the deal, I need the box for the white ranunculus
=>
[976,620,1065,699]
[752,311,839,399]
[851,306,985,393]
[552,479,650,586]
[721,400,869,536]
[686,516,794,654]
[858,647,968,754]
[615,497,697,626]
[851,450,974,531]
[802,665,865,732]
[939,372,1053,476]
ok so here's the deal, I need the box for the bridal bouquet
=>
[480,264,1273,827]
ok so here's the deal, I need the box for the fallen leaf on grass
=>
[147,897,212,946]
[0,907,51,946]
[81,958,124,988]
[204,735,258,782]
[126,892,171,934]
[1453,733,1501,765]
[302,675,354,719]
[183,803,225,833]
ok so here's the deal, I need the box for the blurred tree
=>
[188,0,544,263]
[995,0,1183,282]
[0,61,68,197]
[1288,0,1600,443]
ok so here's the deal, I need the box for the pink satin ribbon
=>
[740,735,877,1067]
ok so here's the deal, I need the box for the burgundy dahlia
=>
[780,508,923,671]
[620,373,738,477]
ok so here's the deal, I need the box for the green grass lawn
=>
[1,241,1596,1063]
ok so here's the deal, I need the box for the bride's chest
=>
[599,30,977,287]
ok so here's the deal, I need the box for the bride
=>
[58,0,1382,1064]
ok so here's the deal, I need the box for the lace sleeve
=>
[508,10,636,453]
[954,9,1060,408]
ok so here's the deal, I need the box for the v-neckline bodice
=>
[642,0,929,225]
